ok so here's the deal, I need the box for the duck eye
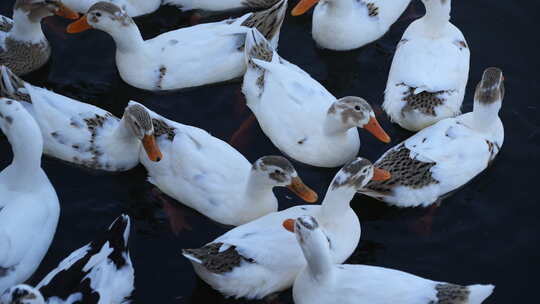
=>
[95,12,102,17]
[274,170,281,174]
[354,106,361,111]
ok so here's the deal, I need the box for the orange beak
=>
[287,177,319,203]
[142,135,163,162]
[291,0,319,16]
[55,4,80,20]
[364,116,391,143]
[67,15,92,33]
[283,219,296,233]
[372,167,391,181]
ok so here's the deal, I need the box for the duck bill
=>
[282,219,296,233]
[55,4,80,20]
[364,117,391,143]
[287,177,318,203]
[67,15,92,33]
[142,135,163,162]
[372,167,391,181]
[291,0,319,16]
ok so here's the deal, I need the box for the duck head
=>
[330,157,391,191]
[14,0,79,22]
[252,156,318,202]
[326,96,391,143]
[0,284,44,304]
[123,103,162,162]
[67,2,133,34]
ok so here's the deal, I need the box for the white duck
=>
[361,67,504,207]
[243,29,391,168]
[0,66,162,172]
[285,215,495,304]
[383,0,470,131]
[66,0,287,91]
[60,0,281,16]
[1,0,79,76]
[291,0,412,51]
[137,102,318,226]
[182,157,391,299]
[0,97,60,294]
[0,214,134,304]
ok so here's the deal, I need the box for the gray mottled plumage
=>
[242,0,281,9]
[397,83,455,117]
[241,0,287,43]
[475,67,504,105]
[365,144,439,194]
[433,283,470,304]
[183,243,254,274]
[0,37,51,76]
[0,15,13,32]
[152,118,176,141]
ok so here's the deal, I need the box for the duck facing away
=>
[383,0,470,131]
[182,157,391,299]
[0,215,134,304]
[0,0,79,76]
[361,67,504,207]
[60,0,281,16]
[243,29,390,168]
[291,0,412,51]
[285,215,495,304]
[0,97,60,294]
[0,66,162,172]
[137,103,317,226]
[66,0,287,91]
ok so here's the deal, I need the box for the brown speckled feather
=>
[241,0,287,43]
[183,243,255,274]
[433,284,470,304]
[0,16,13,33]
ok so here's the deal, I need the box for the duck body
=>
[139,103,315,226]
[289,216,494,304]
[168,0,281,12]
[0,97,60,294]
[383,0,470,131]
[308,0,411,51]
[69,1,287,91]
[0,68,161,172]
[1,215,134,304]
[182,157,390,299]
[184,204,360,299]
[1,0,79,76]
[364,68,505,207]
[243,29,390,167]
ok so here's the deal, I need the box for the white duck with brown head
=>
[362,67,504,207]
[182,157,391,299]
[66,0,287,91]
[285,215,494,304]
[0,97,60,294]
[0,0,79,75]
[243,29,391,168]
[291,0,412,51]
[137,104,317,226]
[0,66,162,172]
[383,0,470,131]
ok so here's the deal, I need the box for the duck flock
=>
[0,0,505,303]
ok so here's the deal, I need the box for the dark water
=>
[1,1,539,303]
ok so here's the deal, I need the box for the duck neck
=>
[302,237,334,282]
[320,186,356,222]
[4,115,44,189]
[244,170,276,204]
[104,117,141,155]
[325,0,355,16]
[472,99,501,133]
[324,111,353,136]
[107,23,144,53]
[422,0,451,35]
[9,9,46,43]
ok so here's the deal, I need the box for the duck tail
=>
[0,65,30,103]
[245,28,275,68]
[467,284,495,304]
[106,214,132,251]
[241,0,287,48]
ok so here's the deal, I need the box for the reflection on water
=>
[0,1,539,303]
